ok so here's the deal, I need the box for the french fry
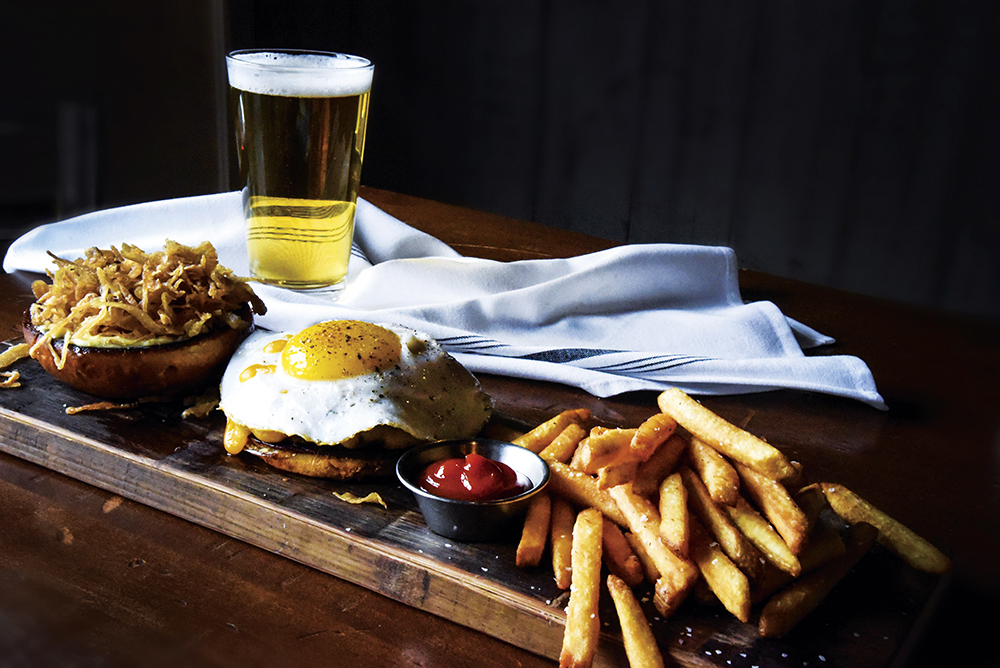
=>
[795,482,828,533]
[609,484,698,617]
[736,462,808,555]
[725,496,801,576]
[570,428,600,470]
[783,460,806,490]
[688,516,751,623]
[515,408,591,453]
[687,436,740,506]
[514,393,949,646]
[592,415,677,490]
[577,427,637,473]
[624,531,660,583]
[596,459,639,490]
[680,466,765,581]
[752,522,847,603]
[652,575,688,620]
[602,521,644,588]
[539,422,588,463]
[657,472,689,557]
[630,433,688,498]
[547,461,628,527]
[797,523,848,572]
[551,495,576,589]
[758,522,879,638]
[587,415,678,481]
[656,387,795,480]
[559,508,603,668]
[569,436,589,470]
[607,574,665,668]
[821,482,951,574]
[629,412,678,462]
[516,490,551,568]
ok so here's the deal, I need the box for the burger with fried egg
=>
[218,320,493,480]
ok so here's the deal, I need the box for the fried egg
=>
[219,320,493,454]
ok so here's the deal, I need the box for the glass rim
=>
[226,49,372,71]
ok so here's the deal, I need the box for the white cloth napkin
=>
[3,191,886,409]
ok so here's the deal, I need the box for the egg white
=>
[219,322,492,448]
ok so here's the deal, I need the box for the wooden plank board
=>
[0,358,943,668]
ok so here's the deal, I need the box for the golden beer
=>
[227,50,373,290]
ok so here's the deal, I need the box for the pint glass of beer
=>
[226,50,373,291]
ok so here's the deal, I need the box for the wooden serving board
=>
[0,357,943,668]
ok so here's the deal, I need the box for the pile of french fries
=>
[512,388,950,668]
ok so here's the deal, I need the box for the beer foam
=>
[227,51,373,98]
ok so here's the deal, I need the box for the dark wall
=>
[1,1,227,232]
[3,1,997,321]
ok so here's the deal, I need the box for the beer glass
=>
[226,49,373,291]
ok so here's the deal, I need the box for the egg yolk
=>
[281,320,401,380]
[239,363,276,382]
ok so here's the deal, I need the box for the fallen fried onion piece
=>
[0,343,29,389]
[0,342,29,368]
[65,399,144,414]
[332,491,387,508]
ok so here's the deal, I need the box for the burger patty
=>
[241,432,410,480]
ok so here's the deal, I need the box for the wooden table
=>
[0,187,996,667]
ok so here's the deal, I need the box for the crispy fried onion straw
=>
[28,241,265,369]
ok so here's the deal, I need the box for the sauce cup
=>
[396,439,550,542]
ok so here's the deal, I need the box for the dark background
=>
[1,3,998,666]
[3,0,998,321]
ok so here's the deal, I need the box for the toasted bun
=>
[22,307,253,399]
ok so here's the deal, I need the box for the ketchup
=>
[419,452,530,502]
